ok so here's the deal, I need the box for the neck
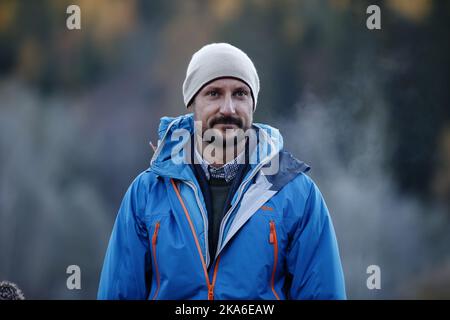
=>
[195,135,246,167]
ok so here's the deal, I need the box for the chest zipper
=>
[151,221,161,300]
[269,220,280,300]
[208,256,221,300]
[170,179,221,300]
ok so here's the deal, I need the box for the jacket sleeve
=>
[286,178,346,299]
[97,174,151,300]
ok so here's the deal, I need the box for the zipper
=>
[151,221,161,300]
[170,179,221,300]
[208,256,221,300]
[269,220,280,300]
[183,180,210,267]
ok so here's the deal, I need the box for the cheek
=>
[247,112,253,124]
[204,106,221,123]
[195,109,214,128]
[239,104,253,125]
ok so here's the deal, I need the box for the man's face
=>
[189,77,254,146]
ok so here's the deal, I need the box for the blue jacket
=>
[98,113,346,300]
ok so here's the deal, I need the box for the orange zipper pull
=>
[208,285,214,300]
[269,221,275,244]
[152,222,160,245]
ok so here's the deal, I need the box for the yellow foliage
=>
[0,0,17,32]
[387,0,432,23]
[208,0,242,22]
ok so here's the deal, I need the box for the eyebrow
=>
[202,85,250,92]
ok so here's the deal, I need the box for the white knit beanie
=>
[182,43,260,110]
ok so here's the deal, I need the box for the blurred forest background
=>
[0,0,449,299]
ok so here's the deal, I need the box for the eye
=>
[206,90,219,97]
[234,89,249,97]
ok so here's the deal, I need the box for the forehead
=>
[201,78,250,91]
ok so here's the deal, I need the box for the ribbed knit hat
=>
[183,43,260,110]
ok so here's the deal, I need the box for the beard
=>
[193,115,252,165]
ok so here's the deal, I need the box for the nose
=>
[219,93,236,115]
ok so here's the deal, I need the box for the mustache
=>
[209,116,243,128]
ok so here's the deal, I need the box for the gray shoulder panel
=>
[265,150,310,191]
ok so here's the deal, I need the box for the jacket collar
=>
[148,113,284,182]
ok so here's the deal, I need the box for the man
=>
[98,43,346,300]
